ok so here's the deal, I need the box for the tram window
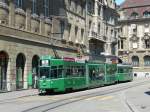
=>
[58,66,63,78]
[78,66,85,77]
[51,66,57,78]
[119,68,123,73]
[72,66,78,77]
[124,68,128,73]
[40,60,50,66]
[40,68,50,78]
[89,68,97,80]
[65,66,71,77]
[98,68,105,77]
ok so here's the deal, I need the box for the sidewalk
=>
[0,89,38,101]
[125,78,150,112]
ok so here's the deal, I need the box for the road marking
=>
[85,96,106,101]
[100,96,114,100]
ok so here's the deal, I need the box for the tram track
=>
[22,80,150,112]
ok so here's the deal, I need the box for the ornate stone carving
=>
[0,2,9,24]
[142,33,150,49]
[15,8,26,29]
[130,34,139,42]
[44,18,52,36]
[31,14,40,33]
[142,33,150,40]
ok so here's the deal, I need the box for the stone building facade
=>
[0,0,119,91]
[87,0,118,62]
[118,0,150,78]
[0,0,86,91]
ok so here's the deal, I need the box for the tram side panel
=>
[63,62,86,91]
[117,65,133,82]
[104,64,117,85]
[87,63,105,88]
[39,59,66,92]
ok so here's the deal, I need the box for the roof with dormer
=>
[120,0,150,18]
[121,0,150,8]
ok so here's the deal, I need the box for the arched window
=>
[143,11,149,17]
[144,56,150,66]
[131,12,138,19]
[132,56,139,67]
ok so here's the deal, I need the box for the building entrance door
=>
[16,53,26,90]
[0,51,8,91]
[32,55,39,88]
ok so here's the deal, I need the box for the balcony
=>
[88,31,106,42]
[111,36,117,44]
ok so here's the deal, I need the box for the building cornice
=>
[118,17,150,24]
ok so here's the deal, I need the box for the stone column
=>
[6,57,11,91]
[94,0,98,16]
[93,0,98,33]
[25,1,32,31]
[8,0,15,27]
[100,5,104,35]
[106,42,112,55]
[39,14,45,35]
[7,55,16,91]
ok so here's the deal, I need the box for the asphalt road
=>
[0,78,150,112]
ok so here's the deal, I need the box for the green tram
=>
[39,56,86,92]
[116,64,133,82]
[38,55,132,93]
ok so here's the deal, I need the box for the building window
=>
[144,56,150,66]
[68,0,71,6]
[121,39,124,49]
[60,21,65,38]
[75,26,78,38]
[143,11,149,18]
[88,1,94,14]
[15,0,23,8]
[132,56,139,67]
[131,12,138,19]
[118,40,120,49]
[68,23,71,38]
[75,1,78,13]
[145,39,150,48]
[81,29,84,42]
[81,3,84,16]
[133,28,137,33]
[106,27,108,35]
[111,29,113,35]
[98,6,101,16]
[89,21,92,29]
[32,0,38,14]
[98,23,100,34]
[44,0,49,17]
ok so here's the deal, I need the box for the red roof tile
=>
[121,0,150,8]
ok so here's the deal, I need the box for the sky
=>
[115,0,125,5]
